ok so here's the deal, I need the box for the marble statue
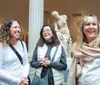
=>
[51,11,72,69]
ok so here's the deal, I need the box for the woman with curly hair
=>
[0,19,29,85]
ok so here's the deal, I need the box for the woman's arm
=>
[22,41,30,77]
[30,46,41,68]
[0,70,20,85]
[49,46,67,70]
[0,46,20,85]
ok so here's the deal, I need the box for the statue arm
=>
[54,22,59,31]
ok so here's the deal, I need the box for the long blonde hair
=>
[71,14,100,53]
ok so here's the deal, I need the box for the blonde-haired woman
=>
[68,14,100,85]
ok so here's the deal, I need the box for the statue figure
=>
[51,11,72,69]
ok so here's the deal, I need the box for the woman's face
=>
[9,21,21,40]
[42,26,53,41]
[83,17,99,43]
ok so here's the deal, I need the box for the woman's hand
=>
[40,58,50,67]
[44,59,50,66]
[20,77,28,85]
[40,58,46,66]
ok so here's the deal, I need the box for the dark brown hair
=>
[37,24,60,46]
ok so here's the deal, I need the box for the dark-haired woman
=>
[30,24,67,85]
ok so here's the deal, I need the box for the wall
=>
[44,0,100,42]
[0,0,100,42]
[0,0,29,41]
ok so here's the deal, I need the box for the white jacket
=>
[35,44,64,85]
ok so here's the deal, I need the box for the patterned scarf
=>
[67,43,100,85]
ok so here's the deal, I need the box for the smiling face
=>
[83,16,99,43]
[42,26,53,41]
[9,21,22,40]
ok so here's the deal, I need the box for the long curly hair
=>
[0,19,23,45]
